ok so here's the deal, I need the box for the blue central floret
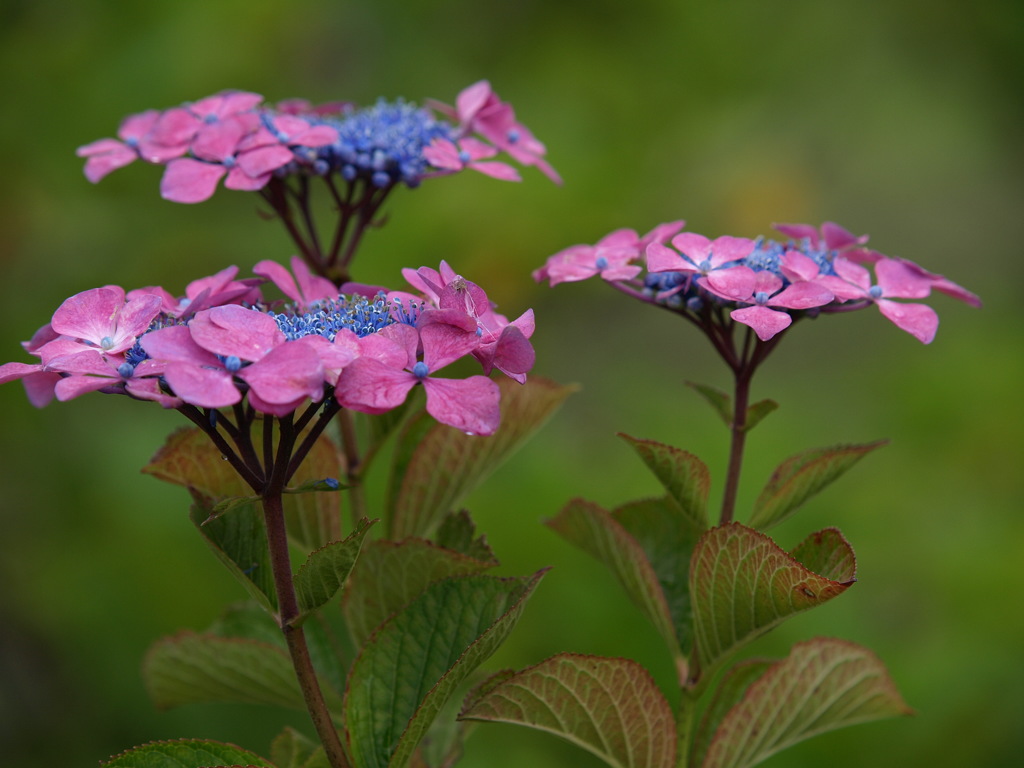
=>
[270,293,419,341]
[302,99,455,188]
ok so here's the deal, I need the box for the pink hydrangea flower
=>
[816,257,940,343]
[146,90,265,162]
[45,349,178,407]
[336,322,500,435]
[699,261,835,341]
[37,285,162,362]
[434,80,561,184]
[254,256,339,309]
[423,137,521,181]
[534,221,686,286]
[128,265,262,318]
[76,109,161,182]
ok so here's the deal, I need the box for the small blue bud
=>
[507,129,520,143]
[595,256,609,270]
[117,362,135,379]
[869,285,884,300]
[371,171,391,188]
[412,361,430,379]
[225,355,242,372]
[100,336,115,351]
[754,291,770,305]
[458,150,471,164]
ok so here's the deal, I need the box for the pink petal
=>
[708,236,756,266]
[730,305,793,341]
[163,362,241,408]
[420,322,480,371]
[150,107,201,147]
[55,375,119,401]
[290,255,338,306]
[821,221,868,250]
[456,80,494,123]
[703,265,756,301]
[336,357,416,413]
[76,139,138,182]
[877,300,938,343]
[490,325,535,376]
[646,242,691,273]
[832,257,872,291]
[639,220,686,249]
[140,324,221,367]
[470,160,521,181]
[236,144,294,177]
[160,158,227,203]
[0,361,44,385]
[51,286,125,344]
[225,166,273,191]
[773,222,821,246]
[238,342,324,405]
[875,258,932,299]
[253,259,303,304]
[191,117,247,162]
[769,281,834,310]
[188,305,284,360]
[423,138,461,170]
[422,375,501,435]
[22,371,61,407]
[118,110,160,142]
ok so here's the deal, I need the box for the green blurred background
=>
[1,1,1021,766]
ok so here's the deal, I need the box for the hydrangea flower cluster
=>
[77,81,559,204]
[0,260,535,436]
[536,220,979,344]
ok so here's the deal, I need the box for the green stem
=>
[675,688,699,767]
[719,361,752,525]
[262,486,351,768]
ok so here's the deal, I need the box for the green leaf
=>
[618,434,710,530]
[743,399,778,432]
[102,739,276,768]
[190,499,277,614]
[294,517,377,621]
[342,538,501,650]
[207,601,286,647]
[686,381,733,426]
[142,631,309,711]
[344,571,545,768]
[748,440,887,529]
[433,510,499,565]
[691,523,856,677]
[460,653,677,768]
[614,496,702,658]
[700,638,913,768]
[271,727,329,768]
[690,660,774,766]
[546,498,685,657]
[387,376,576,538]
[144,424,345,551]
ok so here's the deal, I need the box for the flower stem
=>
[719,361,752,525]
[262,478,351,768]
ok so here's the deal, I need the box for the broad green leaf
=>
[700,638,913,768]
[143,631,308,711]
[387,377,576,538]
[686,382,733,426]
[614,496,702,658]
[344,571,545,768]
[748,440,887,529]
[690,660,773,766]
[294,517,377,621]
[207,600,286,647]
[271,726,329,768]
[433,509,499,565]
[691,524,856,677]
[546,498,684,657]
[459,653,676,768]
[743,399,778,432]
[144,424,345,550]
[102,739,275,768]
[190,499,277,614]
[790,528,858,582]
[342,538,500,649]
[618,435,710,529]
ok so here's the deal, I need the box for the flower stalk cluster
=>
[78,81,560,283]
[536,219,979,523]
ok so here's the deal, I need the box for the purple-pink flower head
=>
[336,322,500,435]
[42,286,163,361]
[128,266,262,319]
[534,221,686,287]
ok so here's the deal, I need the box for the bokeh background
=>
[1,1,1021,766]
